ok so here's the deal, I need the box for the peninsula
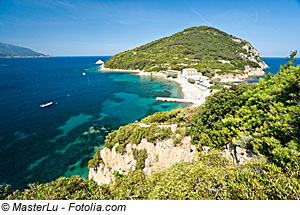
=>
[102,26,268,77]
[100,26,268,107]
[0,42,46,58]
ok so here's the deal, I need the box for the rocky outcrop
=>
[244,65,265,77]
[240,43,269,69]
[89,134,256,185]
[89,136,197,185]
[212,41,268,82]
[203,145,255,164]
[214,65,267,82]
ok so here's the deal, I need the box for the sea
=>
[0,56,186,190]
[0,57,297,190]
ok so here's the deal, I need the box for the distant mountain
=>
[0,42,46,57]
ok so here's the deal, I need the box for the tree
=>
[281,50,298,69]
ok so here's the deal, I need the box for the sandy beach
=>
[170,78,203,100]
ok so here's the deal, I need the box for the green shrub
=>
[104,124,136,151]
[141,109,187,124]
[209,85,224,90]
[6,176,102,200]
[0,184,13,200]
[132,148,148,170]
[88,151,104,170]
[167,73,178,78]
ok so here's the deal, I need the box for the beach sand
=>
[171,78,204,100]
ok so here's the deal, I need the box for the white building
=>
[182,68,197,76]
[95,59,104,65]
[185,73,203,80]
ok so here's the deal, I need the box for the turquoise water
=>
[0,57,186,189]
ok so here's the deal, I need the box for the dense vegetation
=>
[2,53,299,200]
[6,151,300,200]
[104,26,265,76]
[189,52,300,170]
[0,42,45,57]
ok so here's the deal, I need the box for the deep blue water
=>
[0,57,186,189]
[249,57,300,83]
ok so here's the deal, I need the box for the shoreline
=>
[99,67,142,73]
[100,67,209,107]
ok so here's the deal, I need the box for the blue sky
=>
[0,0,300,56]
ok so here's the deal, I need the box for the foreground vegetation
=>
[5,151,300,200]
[1,53,299,200]
[189,52,300,170]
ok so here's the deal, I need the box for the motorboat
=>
[40,102,53,108]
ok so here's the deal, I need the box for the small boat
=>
[82,72,86,76]
[40,102,53,108]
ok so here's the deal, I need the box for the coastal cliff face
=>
[89,134,253,185]
[89,136,197,185]
[214,65,266,81]
[213,39,268,81]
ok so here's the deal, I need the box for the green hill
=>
[0,42,45,57]
[104,26,267,76]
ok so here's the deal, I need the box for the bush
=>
[148,151,300,200]
[209,85,224,90]
[6,176,101,200]
[132,148,148,170]
[0,184,13,200]
[104,124,136,150]
[88,151,104,170]
[141,109,185,124]
[167,74,178,78]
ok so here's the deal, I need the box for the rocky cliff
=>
[89,125,255,185]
